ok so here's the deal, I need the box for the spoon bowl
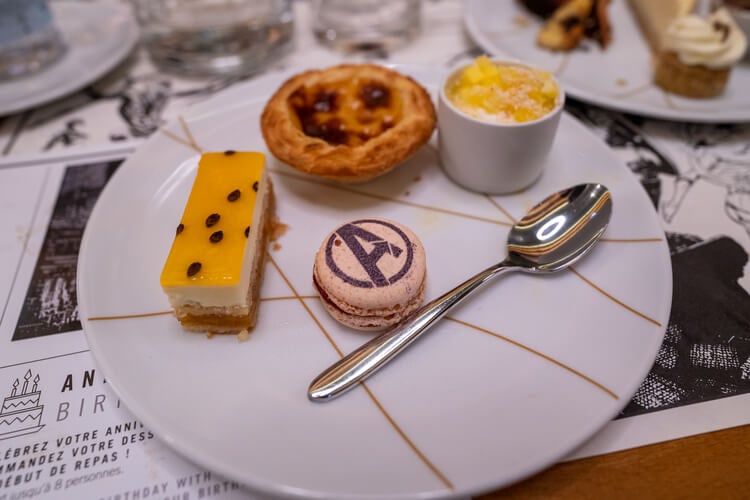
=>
[309,183,613,402]
[507,183,612,272]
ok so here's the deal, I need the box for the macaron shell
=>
[319,280,426,331]
[313,218,427,313]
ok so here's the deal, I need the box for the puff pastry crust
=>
[260,64,436,182]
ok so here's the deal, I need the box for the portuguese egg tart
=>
[260,64,436,182]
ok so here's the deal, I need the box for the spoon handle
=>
[308,260,517,401]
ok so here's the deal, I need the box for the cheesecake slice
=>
[627,0,696,52]
[160,151,274,335]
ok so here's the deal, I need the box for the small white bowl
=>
[437,59,565,195]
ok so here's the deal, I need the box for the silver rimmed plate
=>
[78,65,671,499]
[464,0,750,123]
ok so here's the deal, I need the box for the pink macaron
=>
[313,218,427,331]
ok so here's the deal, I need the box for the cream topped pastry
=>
[627,0,697,52]
[160,151,275,335]
[653,7,746,98]
[663,7,747,68]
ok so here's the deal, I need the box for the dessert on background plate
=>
[723,0,750,42]
[519,0,612,51]
[628,1,747,97]
[627,0,697,52]
[260,63,436,183]
[160,151,275,337]
[652,6,747,97]
[519,0,570,17]
[312,218,427,331]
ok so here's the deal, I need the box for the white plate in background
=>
[0,1,138,116]
[465,0,750,123]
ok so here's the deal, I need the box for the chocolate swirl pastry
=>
[519,0,570,17]
[260,64,436,182]
[519,0,612,51]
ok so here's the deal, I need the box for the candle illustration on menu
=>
[0,370,45,440]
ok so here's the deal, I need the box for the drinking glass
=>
[130,0,294,77]
[312,0,421,51]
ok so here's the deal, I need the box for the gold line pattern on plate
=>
[267,255,455,490]
[88,310,173,321]
[86,297,319,321]
[160,116,204,153]
[484,195,518,225]
[160,129,199,153]
[569,267,662,326]
[260,295,318,301]
[600,237,663,243]
[268,256,343,357]
[360,383,455,490]
[445,317,619,400]
[487,192,662,325]
[272,169,514,226]
[179,116,201,152]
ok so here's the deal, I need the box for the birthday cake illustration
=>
[0,370,45,440]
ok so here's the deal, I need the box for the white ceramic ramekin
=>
[437,59,565,195]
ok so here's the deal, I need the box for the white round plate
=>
[78,65,672,499]
[0,1,138,116]
[464,0,750,123]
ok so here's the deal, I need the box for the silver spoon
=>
[308,183,613,402]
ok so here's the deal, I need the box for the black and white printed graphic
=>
[12,160,121,341]
[326,220,413,288]
[0,369,45,440]
[567,101,750,417]
[32,72,248,151]
[85,73,243,140]
[623,235,750,416]
[659,123,750,237]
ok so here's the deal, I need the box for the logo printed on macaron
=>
[326,219,414,289]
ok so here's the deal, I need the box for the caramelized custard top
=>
[288,78,403,146]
